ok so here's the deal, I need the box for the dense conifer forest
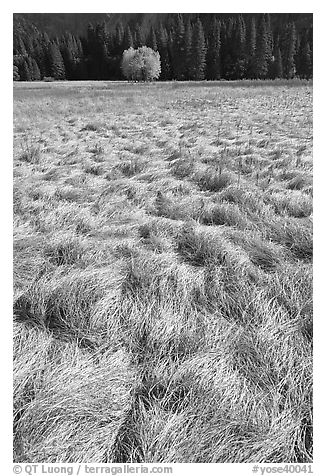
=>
[13,13,313,82]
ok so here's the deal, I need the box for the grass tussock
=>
[138,218,177,253]
[13,81,312,463]
[115,158,148,177]
[152,190,203,221]
[265,217,313,261]
[53,185,81,202]
[14,266,121,342]
[287,173,312,191]
[80,121,105,132]
[228,229,285,272]
[19,145,41,164]
[14,322,135,462]
[169,156,195,179]
[84,162,104,176]
[44,233,86,266]
[200,201,249,228]
[267,191,312,218]
[194,167,233,192]
[175,225,258,282]
[219,185,267,216]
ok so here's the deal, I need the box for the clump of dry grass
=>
[200,201,249,228]
[14,320,135,463]
[138,218,178,253]
[169,156,195,179]
[32,202,95,235]
[53,185,81,202]
[194,167,233,192]
[151,190,203,221]
[44,233,86,266]
[175,225,258,283]
[83,162,104,176]
[264,216,312,261]
[228,228,285,272]
[286,172,312,191]
[267,191,312,218]
[18,137,42,164]
[80,121,105,132]
[265,262,312,341]
[219,184,267,217]
[218,184,247,204]
[14,265,121,343]
[14,222,47,291]
[87,142,104,156]
[115,158,148,177]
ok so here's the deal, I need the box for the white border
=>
[3,3,324,474]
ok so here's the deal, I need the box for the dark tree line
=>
[13,13,313,81]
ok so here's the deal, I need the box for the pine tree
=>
[76,37,84,57]
[296,31,312,79]
[190,17,207,80]
[133,23,145,48]
[270,37,283,80]
[300,41,312,79]
[72,36,85,80]
[19,58,32,81]
[24,35,33,54]
[61,33,76,79]
[122,25,134,51]
[220,18,233,79]
[167,31,174,79]
[114,22,125,55]
[32,44,45,78]
[31,58,41,80]
[184,18,193,80]
[13,64,20,81]
[100,43,111,79]
[148,26,158,51]
[283,22,296,79]
[172,14,186,80]
[265,14,274,77]
[294,31,301,75]
[157,24,170,80]
[96,22,107,44]
[85,23,105,78]
[75,58,87,80]
[42,32,52,77]
[49,42,65,79]
[14,34,26,55]
[206,17,221,80]
[265,14,273,61]
[246,17,256,78]
[232,14,247,79]
[275,47,283,78]
[219,20,227,79]
[95,24,110,79]
[86,24,95,58]
[254,14,269,79]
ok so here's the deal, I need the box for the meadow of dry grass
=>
[13,80,313,463]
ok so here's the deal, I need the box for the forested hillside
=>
[13,13,313,81]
